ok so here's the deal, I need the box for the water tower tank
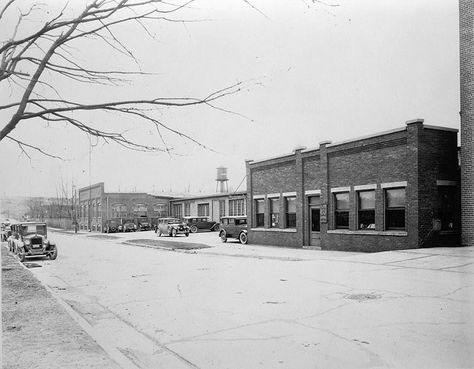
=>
[216,167,228,181]
[216,167,229,193]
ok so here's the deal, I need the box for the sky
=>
[0,0,461,198]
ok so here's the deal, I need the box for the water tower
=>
[216,167,229,193]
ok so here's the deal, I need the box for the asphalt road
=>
[26,230,474,369]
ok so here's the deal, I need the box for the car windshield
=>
[21,224,46,235]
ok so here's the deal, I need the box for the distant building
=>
[78,183,172,231]
[169,191,247,223]
[246,120,460,252]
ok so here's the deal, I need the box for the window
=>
[235,218,247,225]
[97,202,101,218]
[385,188,406,230]
[133,203,147,217]
[112,203,127,218]
[255,199,264,227]
[153,203,168,217]
[198,203,209,217]
[229,199,245,216]
[285,197,296,228]
[184,203,191,217]
[358,191,375,230]
[172,204,182,219]
[270,198,280,228]
[334,192,349,229]
[219,200,226,217]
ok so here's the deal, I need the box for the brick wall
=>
[247,123,460,252]
[460,0,474,247]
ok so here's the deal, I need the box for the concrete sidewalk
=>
[1,245,120,369]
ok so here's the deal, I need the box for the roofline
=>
[248,153,295,166]
[169,191,247,202]
[327,127,407,148]
[423,124,458,133]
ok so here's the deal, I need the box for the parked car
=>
[183,216,220,233]
[137,219,151,231]
[9,222,57,262]
[123,222,137,232]
[104,219,120,233]
[1,221,11,242]
[156,217,189,237]
[219,216,248,244]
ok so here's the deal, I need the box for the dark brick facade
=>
[460,0,474,247]
[247,121,461,252]
[78,183,171,231]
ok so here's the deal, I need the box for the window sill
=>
[327,230,407,237]
[251,228,297,233]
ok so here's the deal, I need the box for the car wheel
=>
[190,225,198,233]
[171,228,177,237]
[18,247,26,262]
[220,231,227,243]
[49,248,58,260]
[239,232,248,245]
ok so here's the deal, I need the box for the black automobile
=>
[104,219,120,233]
[137,220,151,231]
[123,222,137,232]
[219,216,248,244]
[10,222,58,262]
[183,216,220,233]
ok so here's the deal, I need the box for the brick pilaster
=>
[318,140,331,250]
[460,0,474,247]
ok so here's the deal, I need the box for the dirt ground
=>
[1,245,120,369]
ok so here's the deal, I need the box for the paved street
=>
[25,230,474,369]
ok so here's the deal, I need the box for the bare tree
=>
[0,0,242,158]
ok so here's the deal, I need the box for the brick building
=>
[246,120,461,252]
[78,183,172,231]
[169,191,247,222]
[460,0,474,247]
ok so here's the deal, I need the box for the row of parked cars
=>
[2,221,58,262]
[155,215,249,244]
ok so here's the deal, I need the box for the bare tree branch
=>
[0,0,244,157]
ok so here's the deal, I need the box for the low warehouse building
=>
[246,119,461,252]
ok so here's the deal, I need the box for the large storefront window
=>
[270,198,280,228]
[255,199,264,227]
[133,203,147,217]
[112,203,127,218]
[197,203,209,217]
[153,203,168,217]
[229,199,245,216]
[285,197,296,228]
[385,188,406,230]
[219,200,226,218]
[184,203,191,217]
[172,204,182,219]
[334,192,349,229]
[358,191,375,230]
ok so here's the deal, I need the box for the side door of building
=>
[308,196,321,247]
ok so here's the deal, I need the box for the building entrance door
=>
[308,196,321,247]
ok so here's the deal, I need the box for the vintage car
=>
[183,216,220,233]
[123,221,137,232]
[156,217,190,237]
[137,219,151,231]
[219,216,248,244]
[104,219,120,233]
[10,222,57,262]
[1,221,12,242]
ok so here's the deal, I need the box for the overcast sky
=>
[0,0,460,198]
